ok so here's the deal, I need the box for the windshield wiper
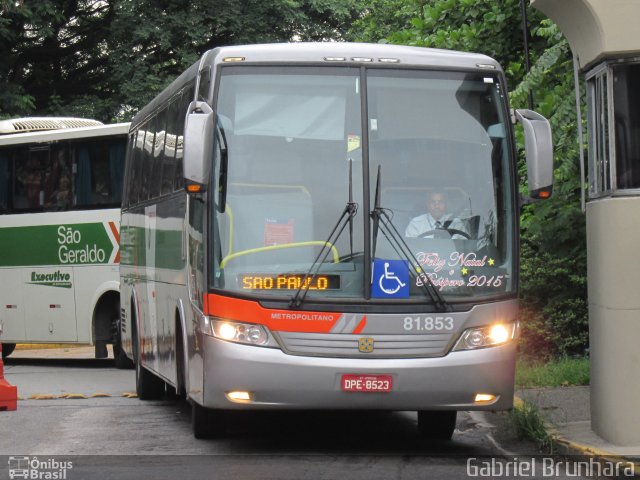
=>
[370,165,449,311]
[289,160,358,309]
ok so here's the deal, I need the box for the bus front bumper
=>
[200,334,516,411]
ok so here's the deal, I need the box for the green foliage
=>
[516,24,587,358]
[356,0,549,89]
[508,399,555,452]
[518,150,587,359]
[1,0,363,121]
[0,0,116,119]
[349,0,420,43]
[106,0,362,119]
[353,3,589,358]
[516,357,589,388]
[0,0,184,121]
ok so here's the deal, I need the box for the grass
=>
[515,356,590,389]
[508,398,556,453]
[508,356,589,453]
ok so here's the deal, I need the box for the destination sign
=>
[239,274,341,291]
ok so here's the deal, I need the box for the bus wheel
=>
[113,341,133,369]
[134,332,165,400]
[417,410,457,441]
[1,343,16,359]
[113,317,134,370]
[175,323,186,400]
[135,355,165,400]
[192,402,227,439]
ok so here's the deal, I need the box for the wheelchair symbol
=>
[378,262,407,295]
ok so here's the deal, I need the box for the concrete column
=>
[587,197,640,445]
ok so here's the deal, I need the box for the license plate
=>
[341,374,393,393]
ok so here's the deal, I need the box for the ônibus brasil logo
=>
[28,270,72,289]
[8,456,73,479]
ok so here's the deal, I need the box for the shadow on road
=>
[4,357,116,369]
[171,400,497,456]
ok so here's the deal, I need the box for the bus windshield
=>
[211,66,514,302]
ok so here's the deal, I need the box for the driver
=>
[405,189,468,239]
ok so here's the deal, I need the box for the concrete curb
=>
[22,392,136,400]
[551,430,640,476]
[15,343,91,350]
[514,395,640,473]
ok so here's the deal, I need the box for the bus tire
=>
[175,320,186,400]
[113,316,134,370]
[113,340,134,369]
[1,343,16,359]
[417,410,457,441]
[191,402,227,439]
[135,356,165,400]
[133,329,165,400]
[192,402,227,439]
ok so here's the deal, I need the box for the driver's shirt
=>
[404,213,467,238]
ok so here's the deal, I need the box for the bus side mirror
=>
[515,109,553,199]
[183,101,214,193]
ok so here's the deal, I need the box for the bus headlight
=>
[208,318,276,347]
[452,323,517,351]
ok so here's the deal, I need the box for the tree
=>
[0,1,117,119]
[512,23,588,358]
[0,0,363,121]
[349,0,417,43]
[352,1,588,357]
[107,0,362,120]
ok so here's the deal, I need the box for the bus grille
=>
[276,332,454,358]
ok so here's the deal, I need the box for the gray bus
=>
[120,43,552,439]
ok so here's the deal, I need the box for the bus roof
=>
[0,117,104,134]
[0,122,130,147]
[131,42,503,129]
[206,42,501,70]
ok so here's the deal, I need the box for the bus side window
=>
[161,98,179,195]
[12,147,29,209]
[175,85,194,191]
[122,133,135,208]
[17,146,53,209]
[140,118,157,202]
[108,139,126,205]
[47,145,72,210]
[197,66,211,102]
[150,110,166,199]
[72,139,124,208]
[83,143,105,205]
[129,130,144,205]
[0,150,10,212]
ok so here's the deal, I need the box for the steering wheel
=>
[418,228,471,239]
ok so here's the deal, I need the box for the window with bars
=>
[587,61,640,197]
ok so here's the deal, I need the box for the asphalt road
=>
[0,348,589,480]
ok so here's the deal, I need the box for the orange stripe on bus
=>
[352,316,367,334]
[108,221,121,264]
[205,293,342,333]
[108,221,120,243]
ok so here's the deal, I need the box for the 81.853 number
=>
[403,316,454,332]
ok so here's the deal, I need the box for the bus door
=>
[23,266,77,341]
[0,269,26,342]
